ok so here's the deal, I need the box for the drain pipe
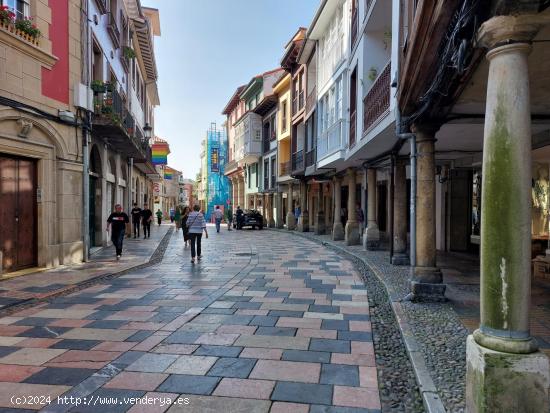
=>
[396,109,416,268]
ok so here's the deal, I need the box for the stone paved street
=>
[0,226,381,412]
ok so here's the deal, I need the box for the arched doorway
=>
[89,145,103,247]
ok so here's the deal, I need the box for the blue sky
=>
[141,0,320,179]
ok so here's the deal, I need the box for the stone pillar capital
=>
[477,14,550,50]
[411,123,440,140]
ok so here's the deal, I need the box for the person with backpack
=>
[186,204,208,263]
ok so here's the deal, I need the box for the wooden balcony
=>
[279,161,291,177]
[107,12,120,49]
[363,62,391,135]
[306,86,316,115]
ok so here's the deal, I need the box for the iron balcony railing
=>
[292,150,304,173]
[107,12,120,49]
[95,0,107,14]
[363,61,391,134]
[305,148,316,167]
[279,160,291,176]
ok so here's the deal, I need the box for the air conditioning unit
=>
[74,82,94,111]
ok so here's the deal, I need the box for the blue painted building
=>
[204,123,230,221]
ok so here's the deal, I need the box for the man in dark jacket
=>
[130,203,142,238]
[107,204,129,260]
[236,206,244,230]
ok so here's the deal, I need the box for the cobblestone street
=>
[0,226,382,412]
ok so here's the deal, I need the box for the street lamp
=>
[143,123,152,143]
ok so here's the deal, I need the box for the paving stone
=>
[268,310,303,318]
[59,328,136,342]
[249,316,278,327]
[193,345,243,357]
[15,326,71,338]
[309,305,340,313]
[0,364,44,382]
[332,386,381,410]
[152,344,198,355]
[297,328,338,339]
[156,374,220,395]
[23,367,96,386]
[271,381,333,405]
[212,377,274,399]
[50,339,101,350]
[281,349,331,363]
[239,347,283,360]
[309,405,376,413]
[234,335,309,350]
[0,346,19,358]
[249,359,320,383]
[337,331,372,342]
[0,382,71,410]
[321,320,350,331]
[126,330,156,342]
[320,364,360,386]
[276,317,322,329]
[126,354,179,373]
[0,348,67,366]
[309,339,351,354]
[270,401,311,413]
[206,357,256,378]
[194,333,239,346]
[165,394,270,412]
[165,355,218,375]
[255,326,297,336]
[162,331,202,345]
[304,312,344,320]
[359,366,378,389]
[104,371,168,391]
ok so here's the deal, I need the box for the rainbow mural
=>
[152,143,169,165]
[164,167,173,180]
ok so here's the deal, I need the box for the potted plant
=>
[122,46,136,59]
[91,80,106,94]
[0,5,15,28]
[104,81,114,92]
[368,67,378,82]
[14,17,40,43]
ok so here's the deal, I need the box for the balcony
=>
[306,86,316,115]
[107,12,120,49]
[292,150,304,174]
[305,148,316,168]
[234,112,262,164]
[95,0,107,14]
[92,89,149,162]
[279,161,291,177]
[292,91,305,116]
[263,176,270,192]
[351,8,358,48]
[363,62,390,135]
[270,174,276,189]
[317,119,345,161]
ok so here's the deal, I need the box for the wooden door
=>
[0,155,37,272]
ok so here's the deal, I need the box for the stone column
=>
[236,177,242,210]
[332,177,344,240]
[276,191,284,229]
[345,169,360,245]
[268,193,275,227]
[308,187,315,232]
[408,124,444,301]
[297,181,309,232]
[465,16,550,413]
[231,178,237,209]
[262,194,268,226]
[392,160,409,265]
[364,168,380,250]
[286,183,296,230]
[315,183,325,235]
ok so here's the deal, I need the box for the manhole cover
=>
[235,252,257,256]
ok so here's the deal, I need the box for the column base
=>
[465,335,550,413]
[391,253,410,266]
[332,222,344,240]
[286,213,296,231]
[363,226,380,250]
[405,280,446,302]
[412,266,443,284]
[315,213,325,235]
[297,213,309,232]
[345,221,360,246]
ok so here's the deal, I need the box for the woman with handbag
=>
[181,206,190,247]
[186,205,208,263]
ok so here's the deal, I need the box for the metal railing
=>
[306,86,316,114]
[363,62,391,134]
[305,148,316,167]
[292,150,304,172]
[279,161,291,176]
[95,0,107,14]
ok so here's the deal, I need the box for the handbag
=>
[183,213,199,236]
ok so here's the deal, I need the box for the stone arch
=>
[0,109,71,159]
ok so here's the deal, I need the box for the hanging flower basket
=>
[91,80,107,93]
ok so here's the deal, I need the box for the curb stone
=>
[0,228,174,317]
[274,229,447,413]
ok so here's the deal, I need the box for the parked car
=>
[234,209,264,230]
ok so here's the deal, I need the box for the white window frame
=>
[2,0,30,20]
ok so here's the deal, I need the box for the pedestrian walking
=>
[174,205,183,231]
[236,205,244,230]
[142,204,153,239]
[156,209,163,226]
[294,203,301,221]
[213,205,223,233]
[181,206,190,248]
[169,208,175,223]
[106,204,129,260]
[356,202,364,233]
[130,202,142,238]
[186,204,208,263]
[226,206,233,231]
